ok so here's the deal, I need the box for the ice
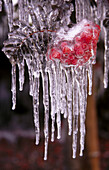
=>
[56,19,89,42]
[0,0,2,12]
[47,62,56,142]
[18,60,25,91]
[72,66,88,158]
[72,68,79,158]
[33,71,40,145]
[88,62,93,95]
[25,58,34,96]
[55,61,61,139]
[23,0,29,22]
[2,0,103,161]
[66,67,73,136]
[18,0,24,20]
[61,67,67,119]
[75,0,91,22]
[78,67,86,156]
[96,1,109,89]
[104,28,109,88]
[5,0,13,31]
[75,0,80,23]
[11,64,16,110]
[18,0,28,22]
[97,0,103,20]
[48,19,100,67]
[42,71,49,160]
[103,18,109,88]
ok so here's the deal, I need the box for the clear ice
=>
[0,0,2,11]
[2,0,108,160]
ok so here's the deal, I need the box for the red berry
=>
[81,32,92,44]
[76,48,84,56]
[75,36,81,43]
[83,51,92,62]
[74,43,80,51]
[93,29,99,38]
[94,24,101,31]
[62,46,71,54]
[84,24,90,27]
[60,41,68,48]
[47,20,101,66]
[82,43,88,50]
[49,48,62,60]
[68,54,75,60]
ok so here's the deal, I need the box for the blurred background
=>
[0,0,109,170]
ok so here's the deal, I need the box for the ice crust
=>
[47,19,100,67]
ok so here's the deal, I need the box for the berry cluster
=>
[47,20,100,66]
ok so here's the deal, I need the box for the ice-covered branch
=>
[2,0,104,161]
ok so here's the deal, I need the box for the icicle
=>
[33,74,40,145]
[97,0,103,20]
[24,0,29,22]
[35,6,47,30]
[18,0,29,22]
[84,68,88,112]
[103,28,109,88]
[42,71,49,160]
[88,62,93,95]
[28,3,40,31]
[78,67,86,157]
[11,64,16,110]
[65,68,73,136]
[47,62,56,142]
[18,0,24,21]
[61,67,68,119]
[72,68,79,159]
[26,58,33,96]
[75,0,81,23]
[78,0,84,21]
[18,60,25,91]
[0,0,2,12]
[5,0,13,31]
[55,61,61,140]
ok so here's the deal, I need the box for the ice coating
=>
[46,19,100,158]
[47,19,101,66]
[2,0,104,161]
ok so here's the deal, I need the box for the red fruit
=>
[74,43,80,51]
[80,32,92,44]
[47,20,101,66]
[68,58,78,65]
[68,54,75,60]
[71,58,78,65]
[83,51,92,62]
[93,29,99,38]
[75,36,81,43]
[74,44,84,56]
[84,24,90,27]
[88,44,92,51]
[92,39,97,49]
[87,28,93,35]
[60,42,68,48]
[94,24,101,31]
[49,48,62,60]
[93,47,97,56]
[76,48,84,57]
[82,43,88,51]
[62,46,71,54]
